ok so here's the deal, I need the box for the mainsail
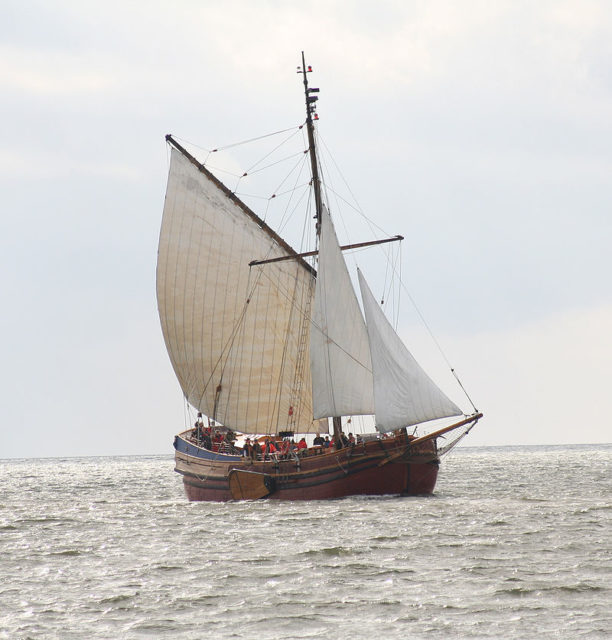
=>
[310,206,375,419]
[157,146,316,434]
[357,269,463,430]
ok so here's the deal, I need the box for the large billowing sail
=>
[310,206,375,418]
[357,269,463,431]
[157,147,317,434]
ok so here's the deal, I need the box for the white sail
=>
[157,148,317,434]
[310,206,375,418]
[357,269,463,431]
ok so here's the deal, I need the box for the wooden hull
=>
[174,432,439,501]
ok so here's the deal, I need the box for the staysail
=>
[310,205,375,419]
[157,146,317,434]
[357,269,463,431]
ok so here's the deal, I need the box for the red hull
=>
[182,460,438,501]
[175,434,439,501]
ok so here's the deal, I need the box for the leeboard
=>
[228,469,276,500]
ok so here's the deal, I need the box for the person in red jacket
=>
[263,437,277,460]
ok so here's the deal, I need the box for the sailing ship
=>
[157,54,482,501]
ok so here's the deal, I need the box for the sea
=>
[1,444,610,639]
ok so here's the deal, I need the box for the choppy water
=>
[1,445,610,639]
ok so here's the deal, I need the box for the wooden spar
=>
[249,235,404,266]
[409,413,483,446]
[332,416,343,447]
[164,134,315,277]
[377,413,483,467]
[301,51,323,231]
[302,51,342,446]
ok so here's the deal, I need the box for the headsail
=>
[357,269,463,431]
[310,205,375,418]
[157,146,317,434]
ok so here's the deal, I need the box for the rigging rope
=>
[395,268,478,414]
[175,126,301,154]
[243,150,308,178]
[243,128,303,173]
[316,133,478,415]
[233,129,304,194]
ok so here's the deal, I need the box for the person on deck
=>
[263,437,277,460]
[297,437,307,453]
[313,433,325,447]
[252,440,262,460]
[243,438,255,460]
[280,439,291,459]
[323,436,331,448]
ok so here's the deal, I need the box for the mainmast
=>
[300,52,323,235]
[299,52,343,446]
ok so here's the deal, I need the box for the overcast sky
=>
[2,0,611,458]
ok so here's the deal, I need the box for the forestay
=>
[357,269,463,431]
[157,148,316,434]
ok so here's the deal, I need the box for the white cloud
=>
[446,303,612,446]
[0,45,117,95]
[0,147,143,180]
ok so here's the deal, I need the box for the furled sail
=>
[357,269,463,431]
[157,147,317,434]
[310,206,375,418]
